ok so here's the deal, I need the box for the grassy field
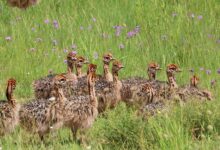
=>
[0,0,220,149]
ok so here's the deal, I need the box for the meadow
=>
[0,0,220,149]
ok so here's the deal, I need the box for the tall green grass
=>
[88,101,220,150]
[0,0,220,149]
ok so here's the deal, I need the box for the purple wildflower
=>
[44,19,50,24]
[53,20,59,29]
[206,70,211,75]
[127,31,135,38]
[93,52,98,60]
[64,59,67,64]
[217,68,220,74]
[31,27,36,31]
[5,36,12,41]
[127,26,140,38]
[119,43,125,49]
[63,49,68,53]
[113,25,123,37]
[197,15,203,20]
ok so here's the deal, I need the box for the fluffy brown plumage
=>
[7,0,39,9]
[176,75,212,101]
[33,52,78,99]
[138,102,165,119]
[121,62,161,104]
[70,60,124,113]
[97,60,124,113]
[0,78,20,136]
[34,53,115,100]
[166,64,181,90]
[62,64,98,141]
[156,64,182,100]
[130,83,156,108]
[135,83,164,119]
[19,75,67,140]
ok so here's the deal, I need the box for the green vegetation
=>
[0,0,219,149]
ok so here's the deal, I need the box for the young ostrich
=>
[97,60,124,113]
[137,83,165,118]
[0,78,20,136]
[147,62,162,81]
[131,83,156,108]
[158,64,182,100]
[146,62,164,92]
[65,51,78,82]
[64,53,116,98]
[122,62,161,87]
[75,56,89,78]
[66,60,124,113]
[121,62,161,104]
[33,51,77,99]
[7,0,39,9]
[177,75,212,101]
[63,64,98,143]
[61,60,123,114]
[96,53,115,82]
[19,75,67,140]
[59,56,89,98]
[166,64,182,90]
